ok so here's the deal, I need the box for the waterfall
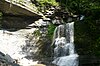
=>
[52,22,79,66]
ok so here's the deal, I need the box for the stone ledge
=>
[0,0,43,17]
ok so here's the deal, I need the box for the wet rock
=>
[1,16,38,29]
[0,51,19,66]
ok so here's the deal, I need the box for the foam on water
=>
[0,28,39,66]
[52,22,79,66]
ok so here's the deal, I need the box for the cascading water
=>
[52,22,79,66]
[0,28,39,66]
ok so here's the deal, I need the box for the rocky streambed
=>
[0,28,41,66]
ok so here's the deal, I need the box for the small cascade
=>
[0,28,39,66]
[52,22,79,66]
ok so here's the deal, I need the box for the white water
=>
[52,22,79,66]
[0,28,39,66]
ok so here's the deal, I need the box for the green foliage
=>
[33,30,41,36]
[75,16,100,55]
[36,0,58,6]
[0,12,2,17]
[18,0,24,3]
[58,0,100,15]
[35,0,59,12]
[58,0,100,55]
[47,23,56,39]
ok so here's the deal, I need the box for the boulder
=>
[0,51,20,66]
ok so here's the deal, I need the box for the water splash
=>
[52,22,79,66]
[0,28,39,66]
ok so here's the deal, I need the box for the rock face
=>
[0,0,42,17]
[1,16,39,29]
